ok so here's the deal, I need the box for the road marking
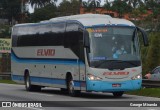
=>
[27,107,45,110]
[29,92,54,97]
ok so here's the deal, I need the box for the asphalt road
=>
[0,83,160,110]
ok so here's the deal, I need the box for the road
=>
[0,83,160,110]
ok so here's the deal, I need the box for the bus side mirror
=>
[137,27,149,46]
[83,30,90,48]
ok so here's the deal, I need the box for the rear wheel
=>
[113,92,124,97]
[25,73,41,91]
[60,88,68,93]
[67,76,80,97]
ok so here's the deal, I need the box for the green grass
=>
[126,88,160,98]
[0,79,17,84]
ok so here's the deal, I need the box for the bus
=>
[11,14,148,97]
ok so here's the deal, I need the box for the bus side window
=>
[65,23,79,47]
[17,26,38,46]
[12,27,19,47]
[65,23,84,60]
[38,23,65,46]
[50,23,65,46]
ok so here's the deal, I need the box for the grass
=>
[126,88,160,98]
[0,79,17,84]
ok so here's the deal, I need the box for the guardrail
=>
[142,79,160,88]
[0,72,11,80]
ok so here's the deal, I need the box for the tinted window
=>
[38,23,65,46]
[16,22,65,46]
[17,25,39,46]
[65,23,81,46]
[12,27,19,47]
[65,23,84,58]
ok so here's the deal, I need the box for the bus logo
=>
[37,49,55,56]
[103,72,129,76]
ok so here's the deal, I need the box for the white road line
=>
[29,92,54,97]
[26,107,45,110]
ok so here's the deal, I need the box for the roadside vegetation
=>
[127,88,160,98]
[141,32,160,75]
[0,79,16,84]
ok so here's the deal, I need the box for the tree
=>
[124,0,144,8]
[58,0,80,16]
[29,3,57,22]
[0,0,21,24]
[28,0,57,8]
[143,33,160,74]
[112,0,132,18]
[103,0,112,10]
[82,0,101,13]
[144,0,160,31]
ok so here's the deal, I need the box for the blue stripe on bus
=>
[11,74,82,87]
[30,76,66,85]
[11,50,84,65]
[11,74,24,81]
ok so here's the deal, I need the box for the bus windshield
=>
[87,26,140,69]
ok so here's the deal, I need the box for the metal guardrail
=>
[0,72,11,80]
[142,79,160,88]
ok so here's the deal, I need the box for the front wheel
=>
[113,92,124,97]
[67,77,80,97]
[25,74,41,91]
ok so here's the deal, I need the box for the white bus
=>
[11,14,148,97]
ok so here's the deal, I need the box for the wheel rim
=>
[69,81,74,94]
[26,76,29,88]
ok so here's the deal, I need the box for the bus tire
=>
[113,92,124,97]
[67,76,80,97]
[25,73,41,91]
[60,88,68,93]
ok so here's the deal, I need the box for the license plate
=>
[112,84,121,87]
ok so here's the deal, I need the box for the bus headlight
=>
[131,74,142,80]
[87,74,102,80]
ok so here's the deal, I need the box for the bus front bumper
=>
[86,79,142,92]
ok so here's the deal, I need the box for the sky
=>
[29,0,108,13]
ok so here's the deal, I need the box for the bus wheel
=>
[113,92,124,97]
[60,88,68,93]
[67,77,80,97]
[25,73,41,91]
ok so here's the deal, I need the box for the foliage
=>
[0,25,11,38]
[28,3,57,22]
[127,88,160,98]
[57,0,80,16]
[141,32,160,74]
[82,0,101,13]
[24,0,57,9]
[0,0,21,23]
[112,0,132,17]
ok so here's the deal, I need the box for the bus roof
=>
[14,14,135,27]
[49,14,135,27]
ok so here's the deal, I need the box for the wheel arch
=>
[66,72,73,84]
[24,69,29,81]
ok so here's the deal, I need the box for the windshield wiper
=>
[94,60,138,68]
[94,60,117,68]
[116,60,139,67]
